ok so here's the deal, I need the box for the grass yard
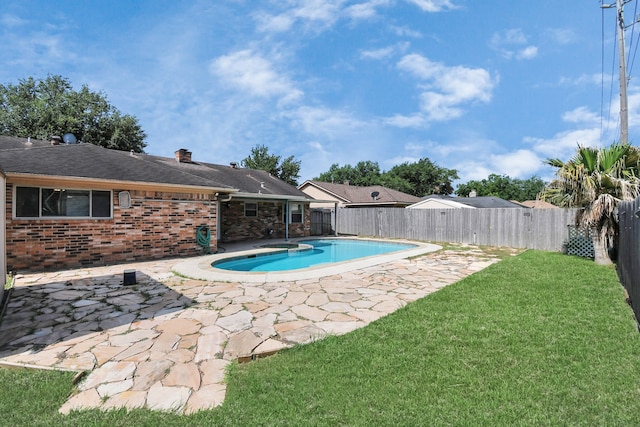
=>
[1,250,639,426]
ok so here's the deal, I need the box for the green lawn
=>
[2,250,639,426]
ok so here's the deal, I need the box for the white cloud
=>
[361,46,396,60]
[546,28,576,45]
[292,0,344,22]
[558,73,604,86]
[286,105,367,138]
[360,42,409,60]
[453,161,494,182]
[255,0,448,34]
[1,13,27,27]
[491,28,527,46]
[345,0,392,19]
[283,106,400,180]
[390,25,423,38]
[561,106,600,126]
[404,0,458,12]
[394,53,495,123]
[516,45,538,60]
[209,49,302,103]
[490,28,538,60]
[254,0,344,33]
[524,128,602,159]
[254,13,295,33]
[307,140,327,153]
[490,149,542,178]
[384,113,426,127]
[449,150,543,183]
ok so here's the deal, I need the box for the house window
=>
[15,186,112,218]
[245,202,258,217]
[290,203,303,223]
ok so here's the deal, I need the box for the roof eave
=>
[5,172,237,194]
[231,192,315,202]
[345,202,411,207]
[299,181,350,203]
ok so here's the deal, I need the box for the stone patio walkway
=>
[0,246,512,414]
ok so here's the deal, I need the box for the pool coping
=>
[172,237,442,283]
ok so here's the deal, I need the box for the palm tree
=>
[540,143,640,264]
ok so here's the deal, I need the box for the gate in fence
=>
[310,209,333,235]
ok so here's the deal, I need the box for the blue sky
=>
[1,1,637,186]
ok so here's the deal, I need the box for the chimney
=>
[469,190,477,198]
[175,148,192,163]
[230,162,238,169]
[343,180,350,186]
[50,135,63,145]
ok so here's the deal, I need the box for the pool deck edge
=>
[172,238,442,283]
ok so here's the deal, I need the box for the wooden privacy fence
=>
[336,207,580,252]
[617,196,640,326]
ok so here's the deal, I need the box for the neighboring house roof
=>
[0,136,309,200]
[298,180,421,207]
[409,194,524,209]
[406,197,475,209]
[512,200,558,209]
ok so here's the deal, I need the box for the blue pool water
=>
[213,239,415,272]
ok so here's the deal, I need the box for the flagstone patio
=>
[0,244,512,415]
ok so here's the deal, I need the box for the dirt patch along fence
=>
[336,207,579,252]
[617,196,640,326]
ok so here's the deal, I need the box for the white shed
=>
[406,197,476,209]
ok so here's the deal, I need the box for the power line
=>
[625,0,640,89]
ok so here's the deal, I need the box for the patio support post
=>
[285,200,290,240]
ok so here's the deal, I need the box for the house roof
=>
[418,194,524,209]
[512,200,558,209]
[0,136,310,199]
[406,197,475,209]
[299,180,421,206]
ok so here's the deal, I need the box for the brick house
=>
[0,136,313,272]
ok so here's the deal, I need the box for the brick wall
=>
[219,200,311,242]
[5,185,217,272]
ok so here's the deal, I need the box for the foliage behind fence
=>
[336,207,580,252]
[617,196,640,325]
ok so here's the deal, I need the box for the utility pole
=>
[603,0,630,144]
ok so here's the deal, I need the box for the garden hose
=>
[196,225,213,254]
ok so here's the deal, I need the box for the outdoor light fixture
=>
[118,191,131,208]
[635,208,640,219]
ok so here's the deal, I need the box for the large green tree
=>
[315,161,382,187]
[540,143,640,264]
[241,144,301,186]
[315,158,458,197]
[0,75,146,152]
[383,158,459,196]
[456,174,545,201]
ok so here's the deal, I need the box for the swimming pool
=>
[172,238,440,283]
[213,239,415,272]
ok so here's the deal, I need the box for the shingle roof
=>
[301,180,421,206]
[423,194,523,208]
[0,136,308,198]
[513,200,558,209]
